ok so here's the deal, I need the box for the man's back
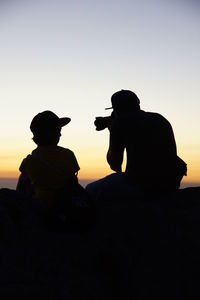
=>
[124,110,176,157]
[109,110,186,191]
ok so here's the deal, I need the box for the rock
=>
[0,187,200,299]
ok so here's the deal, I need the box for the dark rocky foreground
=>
[0,187,200,299]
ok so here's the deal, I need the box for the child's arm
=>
[16,172,34,197]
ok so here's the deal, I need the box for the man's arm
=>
[106,119,125,172]
[107,149,123,172]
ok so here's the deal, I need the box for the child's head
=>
[30,111,71,146]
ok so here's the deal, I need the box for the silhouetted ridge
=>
[0,187,200,299]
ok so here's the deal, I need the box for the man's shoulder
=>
[141,110,163,118]
[142,111,171,124]
[113,110,160,123]
[111,110,171,128]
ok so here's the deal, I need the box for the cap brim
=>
[59,117,71,126]
[105,107,113,110]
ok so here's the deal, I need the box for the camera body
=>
[94,115,113,131]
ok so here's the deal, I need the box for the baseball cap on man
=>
[105,90,140,110]
[30,110,71,134]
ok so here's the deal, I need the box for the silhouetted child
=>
[17,110,80,210]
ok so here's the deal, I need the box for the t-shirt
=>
[108,110,186,188]
[19,145,80,201]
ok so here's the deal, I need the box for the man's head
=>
[106,90,140,113]
[30,110,71,146]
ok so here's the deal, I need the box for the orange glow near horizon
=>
[0,140,199,186]
[1,155,200,187]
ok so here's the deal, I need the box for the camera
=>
[94,116,112,131]
[94,110,118,131]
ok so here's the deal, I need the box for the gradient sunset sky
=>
[0,0,199,187]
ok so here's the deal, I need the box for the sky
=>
[0,0,199,188]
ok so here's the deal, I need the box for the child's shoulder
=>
[56,145,74,154]
[19,154,33,171]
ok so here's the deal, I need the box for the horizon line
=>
[0,177,200,190]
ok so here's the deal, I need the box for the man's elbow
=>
[111,165,121,172]
[107,150,122,172]
[108,160,122,172]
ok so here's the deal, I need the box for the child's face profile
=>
[33,128,62,146]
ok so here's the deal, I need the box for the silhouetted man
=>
[88,90,187,197]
